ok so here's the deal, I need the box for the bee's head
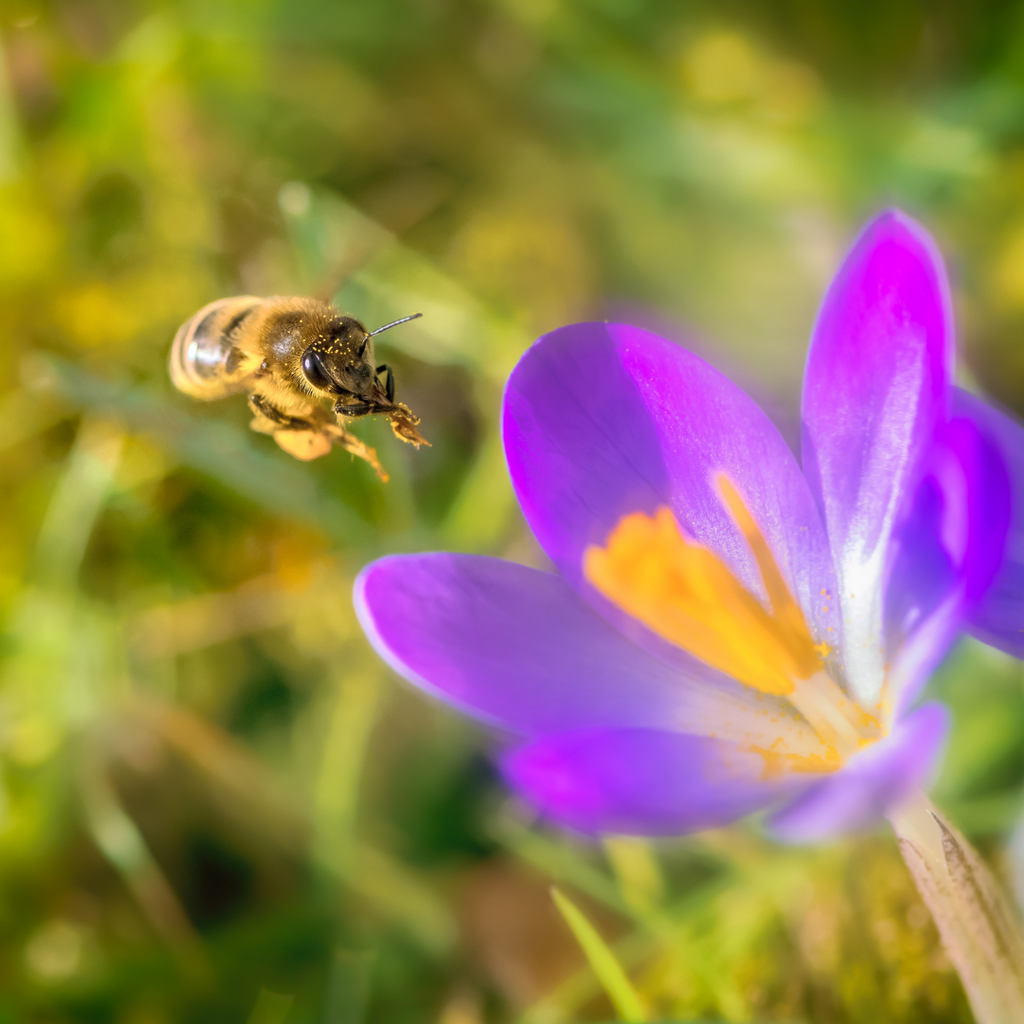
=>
[298,316,378,399]
[296,311,420,410]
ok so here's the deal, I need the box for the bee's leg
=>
[387,404,430,447]
[248,394,317,433]
[246,394,385,474]
[328,426,388,482]
[324,401,389,479]
[247,394,334,461]
[332,399,376,418]
[376,364,395,403]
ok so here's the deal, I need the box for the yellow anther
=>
[714,474,824,679]
[583,478,888,772]
[584,483,823,696]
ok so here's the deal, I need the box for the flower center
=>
[584,475,880,767]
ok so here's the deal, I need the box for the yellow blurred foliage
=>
[682,32,765,104]
[680,30,821,123]
[991,222,1024,310]
[0,188,59,285]
[450,202,594,331]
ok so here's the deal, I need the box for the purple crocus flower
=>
[355,210,1018,842]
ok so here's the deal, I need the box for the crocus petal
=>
[886,414,1012,709]
[955,390,1024,658]
[802,210,953,706]
[355,553,829,751]
[502,728,794,836]
[768,702,950,844]
[503,322,840,652]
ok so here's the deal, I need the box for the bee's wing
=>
[169,296,263,401]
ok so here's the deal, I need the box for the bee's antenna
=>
[369,313,422,336]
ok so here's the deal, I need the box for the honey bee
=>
[169,296,428,481]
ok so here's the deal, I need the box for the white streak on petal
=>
[836,344,923,705]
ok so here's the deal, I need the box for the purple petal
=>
[502,728,794,836]
[955,390,1024,658]
[503,322,839,654]
[354,553,810,742]
[768,703,950,844]
[801,210,954,705]
[886,414,1012,708]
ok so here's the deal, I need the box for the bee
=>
[169,295,428,481]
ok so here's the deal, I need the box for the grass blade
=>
[551,886,646,1022]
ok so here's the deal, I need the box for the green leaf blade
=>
[551,885,646,1023]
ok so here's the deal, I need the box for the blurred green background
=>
[1,1,1024,1021]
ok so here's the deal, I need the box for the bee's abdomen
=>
[170,296,262,400]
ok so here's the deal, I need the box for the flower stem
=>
[887,790,1024,1024]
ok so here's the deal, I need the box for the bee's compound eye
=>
[301,348,333,390]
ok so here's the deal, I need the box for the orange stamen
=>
[584,483,822,696]
[584,477,886,773]
[714,475,826,677]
